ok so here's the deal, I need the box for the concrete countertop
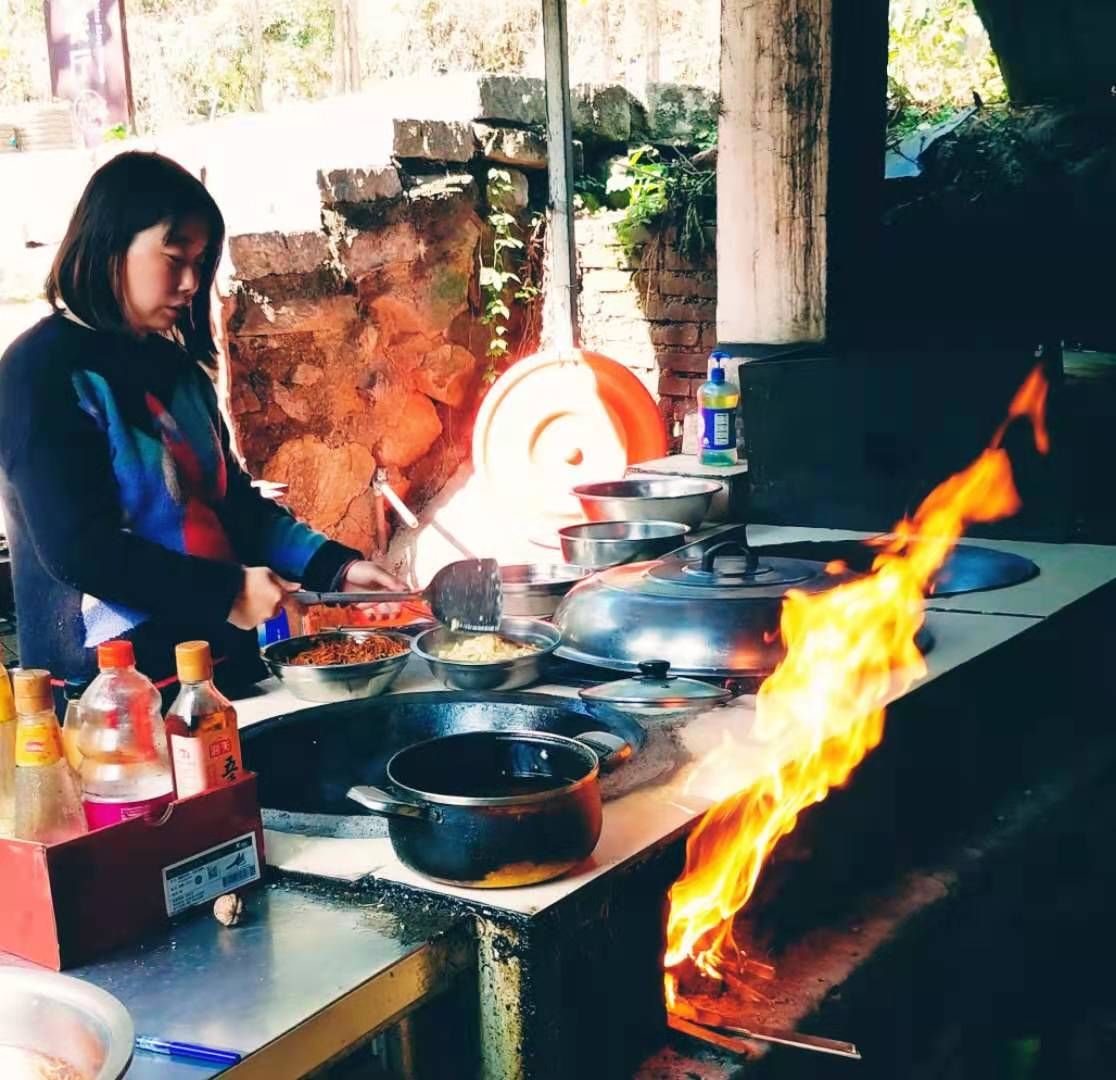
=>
[240,528,1116,917]
[3,526,1107,1077]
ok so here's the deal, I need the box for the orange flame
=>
[664,366,1050,1006]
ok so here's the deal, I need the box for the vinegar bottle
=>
[165,641,244,798]
[12,669,87,843]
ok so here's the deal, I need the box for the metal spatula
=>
[293,558,503,632]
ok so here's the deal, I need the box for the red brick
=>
[658,373,701,398]
[656,271,717,300]
[644,293,715,322]
[700,323,721,350]
[650,322,700,347]
[656,351,709,375]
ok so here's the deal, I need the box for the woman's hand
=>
[342,560,410,620]
[341,560,409,593]
[228,567,299,630]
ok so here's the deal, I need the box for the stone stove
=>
[238,525,1116,1078]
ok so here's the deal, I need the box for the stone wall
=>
[223,170,504,551]
[578,212,717,452]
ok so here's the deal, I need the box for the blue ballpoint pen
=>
[135,1035,243,1067]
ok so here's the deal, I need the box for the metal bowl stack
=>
[572,477,723,530]
[262,629,413,703]
[411,617,560,691]
[558,477,722,569]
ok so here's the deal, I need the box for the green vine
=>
[480,170,542,383]
[611,128,717,264]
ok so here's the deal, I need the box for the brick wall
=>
[578,211,717,451]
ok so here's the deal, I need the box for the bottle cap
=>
[710,365,725,385]
[175,640,213,683]
[12,669,53,713]
[97,640,135,670]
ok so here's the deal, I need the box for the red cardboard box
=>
[0,774,265,969]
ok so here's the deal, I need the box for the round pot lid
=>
[580,660,733,711]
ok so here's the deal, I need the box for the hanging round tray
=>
[472,348,668,521]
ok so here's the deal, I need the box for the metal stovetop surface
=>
[0,876,468,1079]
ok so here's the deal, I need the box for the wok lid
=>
[553,526,859,678]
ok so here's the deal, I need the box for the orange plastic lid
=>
[97,640,135,669]
[472,348,668,520]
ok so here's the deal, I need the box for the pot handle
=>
[347,785,441,822]
[660,522,751,563]
[575,731,634,773]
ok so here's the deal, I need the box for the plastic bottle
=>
[0,666,15,836]
[698,351,740,466]
[12,669,87,843]
[165,641,244,799]
[61,678,89,776]
[78,640,174,829]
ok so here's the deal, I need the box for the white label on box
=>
[162,832,260,917]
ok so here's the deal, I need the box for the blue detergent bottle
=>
[698,352,740,465]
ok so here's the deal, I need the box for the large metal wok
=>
[242,692,644,837]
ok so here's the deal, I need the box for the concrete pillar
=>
[716,0,889,346]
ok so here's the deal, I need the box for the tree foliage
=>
[0,0,1008,138]
[888,0,1005,133]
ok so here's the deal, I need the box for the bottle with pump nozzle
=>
[12,669,87,843]
[78,640,174,829]
[0,666,16,836]
[166,641,244,799]
[698,351,740,466]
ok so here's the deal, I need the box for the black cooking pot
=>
[347,729,630,888]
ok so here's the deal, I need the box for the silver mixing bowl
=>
[571,477,723,529]
[0,967,134,1080]
[262,629,412,703]
[558,520,690,569]
[411,617,560,691]
[500,563,594,617]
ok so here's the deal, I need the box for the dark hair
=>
[46,151,226,366]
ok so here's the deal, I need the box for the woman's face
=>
[121,217,209,335]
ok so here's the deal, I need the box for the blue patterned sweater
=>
[0,313,360,690]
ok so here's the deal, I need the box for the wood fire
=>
[664,366,1050,1012]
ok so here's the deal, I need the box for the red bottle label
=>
[83,791,174,830]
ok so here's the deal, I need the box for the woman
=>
[0,151,404,695]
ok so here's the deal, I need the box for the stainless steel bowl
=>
[411,617,560,691]
[0,967,134,1080]
[572,477,724,529]
[558,520,690,569]
[262,629,412,703]
[500,564,594,617]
